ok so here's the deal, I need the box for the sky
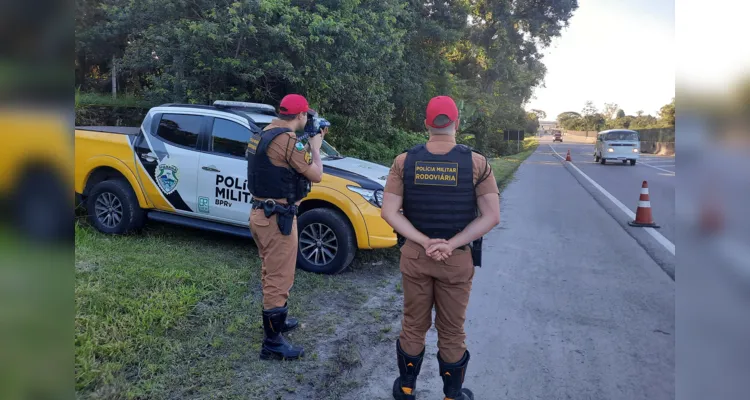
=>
[526,0,675,120]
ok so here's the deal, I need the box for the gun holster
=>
[260,200,298,236]
[470,237,483,267]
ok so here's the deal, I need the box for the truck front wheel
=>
[296,208,356,275]
[86,179,144,234]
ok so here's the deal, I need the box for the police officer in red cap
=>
[381,96,501,399]
[246,94,325,360]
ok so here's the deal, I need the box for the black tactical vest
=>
[246,127,311,202]
[402,144,476,240]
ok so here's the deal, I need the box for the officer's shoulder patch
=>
[304,151,312,165]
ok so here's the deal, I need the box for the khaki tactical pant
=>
[249,208,297,310]
[398,240,475,363]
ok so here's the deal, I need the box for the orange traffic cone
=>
[565,150,572,162]
[629,181,660,228]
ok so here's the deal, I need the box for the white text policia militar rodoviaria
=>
[414,162,459,186]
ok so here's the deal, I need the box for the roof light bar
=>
[212,100,275,112]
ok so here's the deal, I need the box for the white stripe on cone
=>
[641,188,649,195]
[638,201,651,208]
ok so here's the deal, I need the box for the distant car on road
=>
[553,132,563,142]
[594,129,640,165]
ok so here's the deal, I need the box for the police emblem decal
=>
[155,164,180,194]
[304,151,312,165]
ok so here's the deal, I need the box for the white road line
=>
[549,144,676,256]
[639,162,676,175]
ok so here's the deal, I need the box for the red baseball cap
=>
[425,96,459,128]
[278,94,311,115]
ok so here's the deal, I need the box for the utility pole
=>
[111,56,117,100]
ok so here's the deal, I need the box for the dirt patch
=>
[247,258,406,400]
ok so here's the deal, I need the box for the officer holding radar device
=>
[245,94,326,360]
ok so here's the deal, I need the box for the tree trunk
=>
[111,56,117,99]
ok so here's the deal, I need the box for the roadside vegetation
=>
[556,99,675,131]
[75,91,156,109]
[76,1,578,160]
[75,220,403,399]
[490,137,540,189]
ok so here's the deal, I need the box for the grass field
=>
[490,137,539,188]
[75,221,402,399]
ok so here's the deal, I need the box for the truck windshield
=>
[321,140,343,159]
[604,131,639,141]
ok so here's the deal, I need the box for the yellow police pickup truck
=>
[74,101,396,274]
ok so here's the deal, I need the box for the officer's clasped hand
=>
[424,238,454,262]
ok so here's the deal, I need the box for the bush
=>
[327,126,428,166]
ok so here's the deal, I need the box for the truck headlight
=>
[633,148,639,153]
[347,186,383,207]
[607,148,614,153]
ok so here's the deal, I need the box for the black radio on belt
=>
[396,232,406,248]
[470,237,483,268]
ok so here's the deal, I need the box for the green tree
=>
[525,112,540,134]
[556,111,583,130]
[630,113,658,129]
[531,109,547,120]
[658,98,675,126]
[581,100,598,117]
[602,102,619,120]
[616,109,626,119]
[579,101,604,131]
[75,0,580,155]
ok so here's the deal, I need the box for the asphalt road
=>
[399,140,675,399]
[548,138,676,243]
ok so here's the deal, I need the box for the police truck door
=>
[196,116,254,225]
[134,112,204,214]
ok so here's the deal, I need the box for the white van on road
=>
[595,129,641,165]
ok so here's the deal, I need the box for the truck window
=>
[211,118,251,158]
[156,114,202,148]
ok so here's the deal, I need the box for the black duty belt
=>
[252,199,298,236]
[251,199,297,215]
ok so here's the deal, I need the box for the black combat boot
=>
[438,350,474,400]
[392,339,425,400]
[260,306,304,360]
[280,302,298,333]
[260,302,298,332]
